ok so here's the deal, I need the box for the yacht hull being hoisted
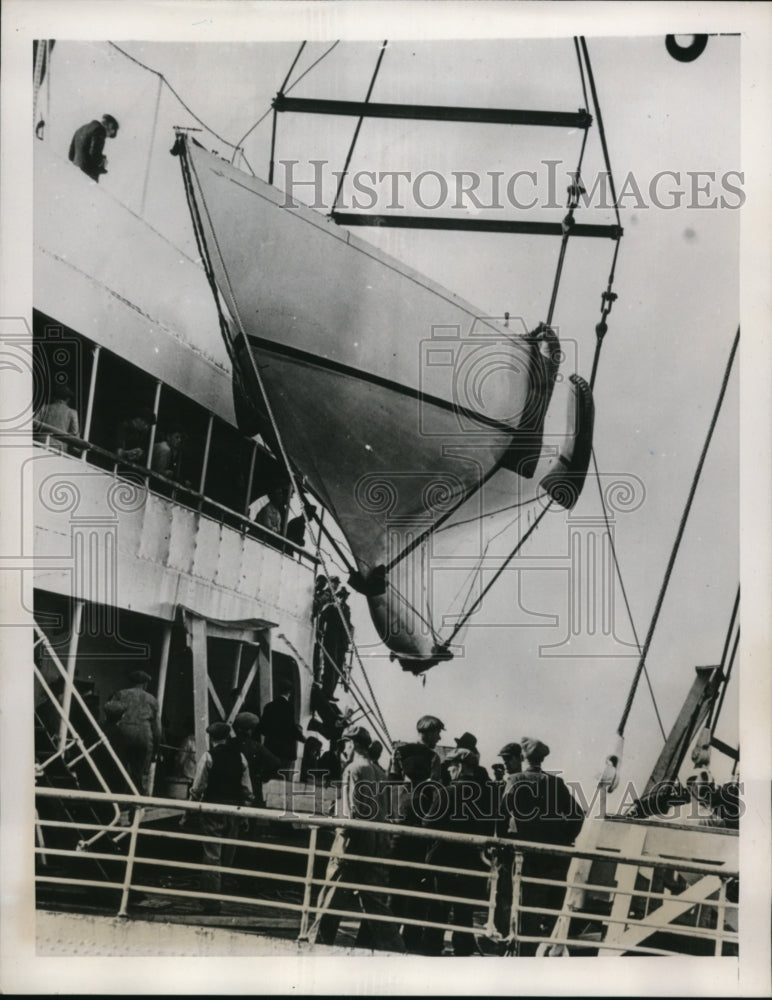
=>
[178,136,594,670]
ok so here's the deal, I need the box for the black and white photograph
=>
[1,1,770,995]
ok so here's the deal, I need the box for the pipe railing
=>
[35,786,738,956]
[32,424,318,567]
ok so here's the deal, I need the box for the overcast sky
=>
[35,31,742,798]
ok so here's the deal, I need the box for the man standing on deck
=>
[259,680,306,779]
[189,721,253,914]
[104,670,161,794]
[504,737,584,954]
[231,712,280,809]
[391,715,445,786]
[489,741,523,942]
[68,114,119,181]
[307,726,405,952]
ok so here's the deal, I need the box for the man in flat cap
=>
[443,731,489,787]
[190,721,254,913]
[393,715,445,783]
[503,737,584,953]
[308,725,404,952]
[104,670,161,793]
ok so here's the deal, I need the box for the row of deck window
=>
[32,311,310,544]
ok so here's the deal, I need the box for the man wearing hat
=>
[104,670,161,793]
[231,712,280,809]
[396,714,445,781]
[442,732,489,787]
[503,737,584,953]
[190,721,254,913]
[309,725,404,951]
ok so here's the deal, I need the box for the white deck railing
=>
[34,786,738,956]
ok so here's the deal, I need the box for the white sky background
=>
[37,33,742,794]
[3,4,771,995]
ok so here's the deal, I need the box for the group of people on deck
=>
[308,714,585,955]
[81,663,584,952]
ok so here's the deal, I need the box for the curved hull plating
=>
[181,139,592,669]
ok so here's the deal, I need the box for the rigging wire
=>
[590,448,667,742]
[331,39,388,213]
[233,40,341,167]
[386,578,442,646]
[578,37,621,230]
[710,625,739,740]
[109,42,240,151]
[707,585,740,734]
[616,327,740,739]
[441,500,553,648]
[268,42,307,182]
[573,36,590,112]
[433,492,545,533]
[438,503,529,628]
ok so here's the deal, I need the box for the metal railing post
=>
[58,598,84,751]
[298,825,319,941]
[484,845,501,937]
[148,620,173,795]
[714,878,727,956]
[146,379,162,474]
[244,439,257,517]
[118,805,145,917]
[510,849,524,951]
[81,344,100,453]
[199,413,214,496]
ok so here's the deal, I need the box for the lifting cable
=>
[432,38,622,655]
[180,139,392,748]
[331,39,388,213]
[544,38,591,329]
[616,327,740,739]
[577,36,623,392]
